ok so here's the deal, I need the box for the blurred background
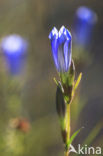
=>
[0,0,103,156]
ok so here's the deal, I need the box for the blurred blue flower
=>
[74,6,97,47]
[49,26,72,72]
[1,35,28,75]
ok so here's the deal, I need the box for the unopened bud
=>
[56,85,66,118]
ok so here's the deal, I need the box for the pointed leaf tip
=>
[74,72,82,91]
[66,127,83,150]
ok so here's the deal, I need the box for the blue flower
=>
[1,34,28,75]
[74,6,97,47]
[49,26,72,72]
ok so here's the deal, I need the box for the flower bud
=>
[56,84,66,118]
[49,26,72,73]
[1,34,28,75]
[74,6,97,47]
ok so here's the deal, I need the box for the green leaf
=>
[59,117,66,131]
[56,86,66,118]
[72,73,82,98]
[66,127,83,149]
[68,60,75,86]
[53,78,64,92]
[53,77,59,86]
[60,60,75,87]
[60,72,68,85]
[74,73,82,91]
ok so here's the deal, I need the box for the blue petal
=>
[74,7,97,47]
[58,26,67,44]
[49,27,59,70]
[51,38,59,70]
[64,39,72,71]
[76,6,97,24]
[1,35,27,55]
[49,27,58,40]
[1,35,28,75]
[58,44,66,72]
[65,29,72,41]
[58,27,72,72]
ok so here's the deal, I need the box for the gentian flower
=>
[1,35,28,75]
[74,6,97,47]
[49,26,72,73]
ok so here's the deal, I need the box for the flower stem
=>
[64,103,71,156]
[66,104,71,143]
[65,150,69,156]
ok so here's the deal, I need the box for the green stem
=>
[65,151,69,156]
[64,104,71,156]
[66,104,70,143]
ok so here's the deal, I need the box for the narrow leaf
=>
[74,73,82,91]
[53,77,58,85]
[66,127,83,149]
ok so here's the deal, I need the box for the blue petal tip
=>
[76,6,97,24]
[49,27,58,40]
[1,35,27,54]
